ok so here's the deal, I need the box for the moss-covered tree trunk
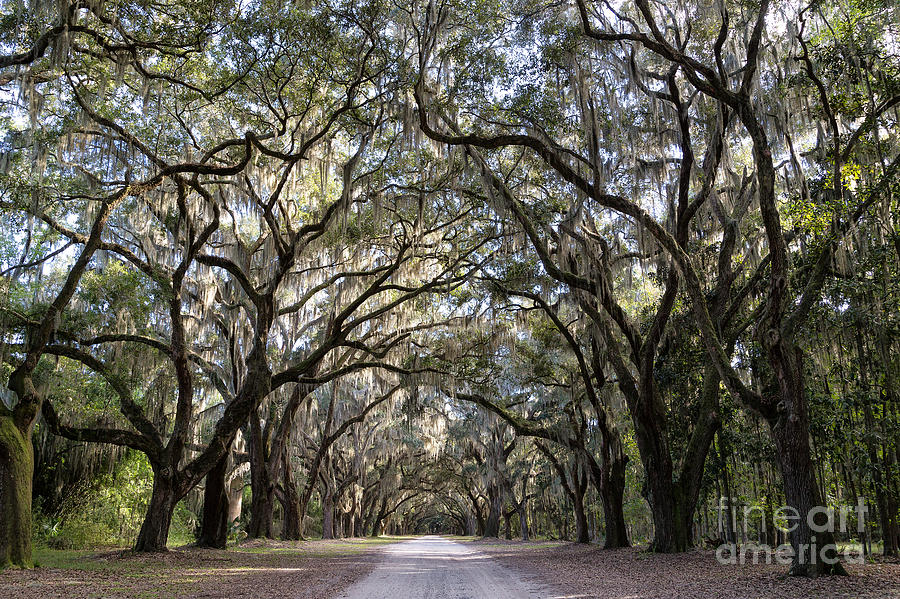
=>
[281,495,302,540]
[371,515,384,538]
[465,511,477,536]
[247,411,275,539]
[468,491,485,536]
[248,480,274,538]
[0,416,34,569]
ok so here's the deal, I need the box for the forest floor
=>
[5,536,899,598]
[470,538,900,598]
[0,537,408,599]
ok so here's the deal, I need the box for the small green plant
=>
[47,518,115,549]
[228,520,247,545]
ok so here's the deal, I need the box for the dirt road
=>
[336,536,556,599]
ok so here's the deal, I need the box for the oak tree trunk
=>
[573,487,590,544]
[564,461,589,544]
[247,412,275,539]
[282,495,302,540]
[465,512,477,536]
[135,469,177,552]
[371,504,388,537]
[248,484,275,539]
[639,429,690,551]
[518,506,529,541]
[281,456,302,540]
[620,380,691,552]
[767,345,846,576]
[483,488,502,538]
[0,417,33,569]
[197,453,230,548]
[322,490,335,539]
[599,451,630,548]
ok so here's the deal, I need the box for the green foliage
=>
[33,451,194,549]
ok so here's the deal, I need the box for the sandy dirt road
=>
[336,536,557,599]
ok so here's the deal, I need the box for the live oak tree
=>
[1,0,254,564]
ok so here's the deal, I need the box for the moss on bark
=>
[0,416,34,569]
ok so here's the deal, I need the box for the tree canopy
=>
[1,0,898,583]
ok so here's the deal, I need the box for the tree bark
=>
[248,484,275,539]
[568,462,591,544]
[351,493,363,537]
[341,512,351,538]
[625,381,694,552]
[766,345,845,576]
[282,495,302,540]
[598,449,629,548]
[465,511,477,536]
[371,516,384,537]
[467,490,485,536]
[281,453,302,540]
[518,505,529,541]
[322,489,335,539]
[368,496,388,538]
[585,441,630,549]
[134,468,177,552]
[248,413,275,539]
[371,498,390,538]
[0,417,34,569]
[197,452,230,548]
[483,487,502,538]
[573,481,590,544]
